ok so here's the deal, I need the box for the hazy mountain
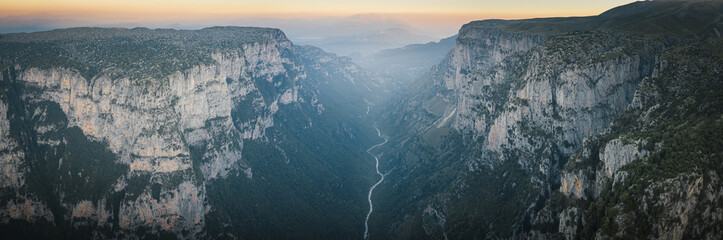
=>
[296,27,436,57]
[292,14,438,56]
[354,35,457,90]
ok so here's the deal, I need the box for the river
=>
[364,125,388,239]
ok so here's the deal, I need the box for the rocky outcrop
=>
[560,171,587,199]
[118,181,206,234]
[600,139,648,178]
[642,175,717,240]
[0,97,24,189]
[443,21,544,91]
[1,196,54,224]
[559,137,649,200]
[70,200,111,227]
[558,207,581,240]
[440,22,545,137]
[0,95,54,224]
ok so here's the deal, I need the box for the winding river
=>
[364,125,388,239]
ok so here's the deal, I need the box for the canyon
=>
[1,1,722,239]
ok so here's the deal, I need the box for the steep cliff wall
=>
[0,27,380,239]
[0,92,55,224]
[0,28,297,237]
[371,1,722,239]
[373,26,665,239]
[537,39,723,240]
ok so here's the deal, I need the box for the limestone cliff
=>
[371,1,723,239]
[0,26,380,239]
[540,39,723,240]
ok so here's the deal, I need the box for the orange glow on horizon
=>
[0,0,636,37]
[1,0,634,20]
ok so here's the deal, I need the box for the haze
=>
[0,0,635,56]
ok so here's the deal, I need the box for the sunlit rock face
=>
[17,43,292,176]
[0,29,294,237]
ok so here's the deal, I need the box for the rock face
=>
[3,31,292,237]
[543,39,723,240]
[371,1,723,239]
[0,97,25,189]
[118,181,206,234]
[0,84,55,225]
[18,53,253,177]
[600,139,648,178]
[372,26,661,240]
[0,27,380,238]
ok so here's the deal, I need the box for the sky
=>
[0,0,637,37]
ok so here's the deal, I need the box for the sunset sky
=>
[0,0,636,37]
[2,0,636,16]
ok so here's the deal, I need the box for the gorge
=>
[1,1,722,239]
